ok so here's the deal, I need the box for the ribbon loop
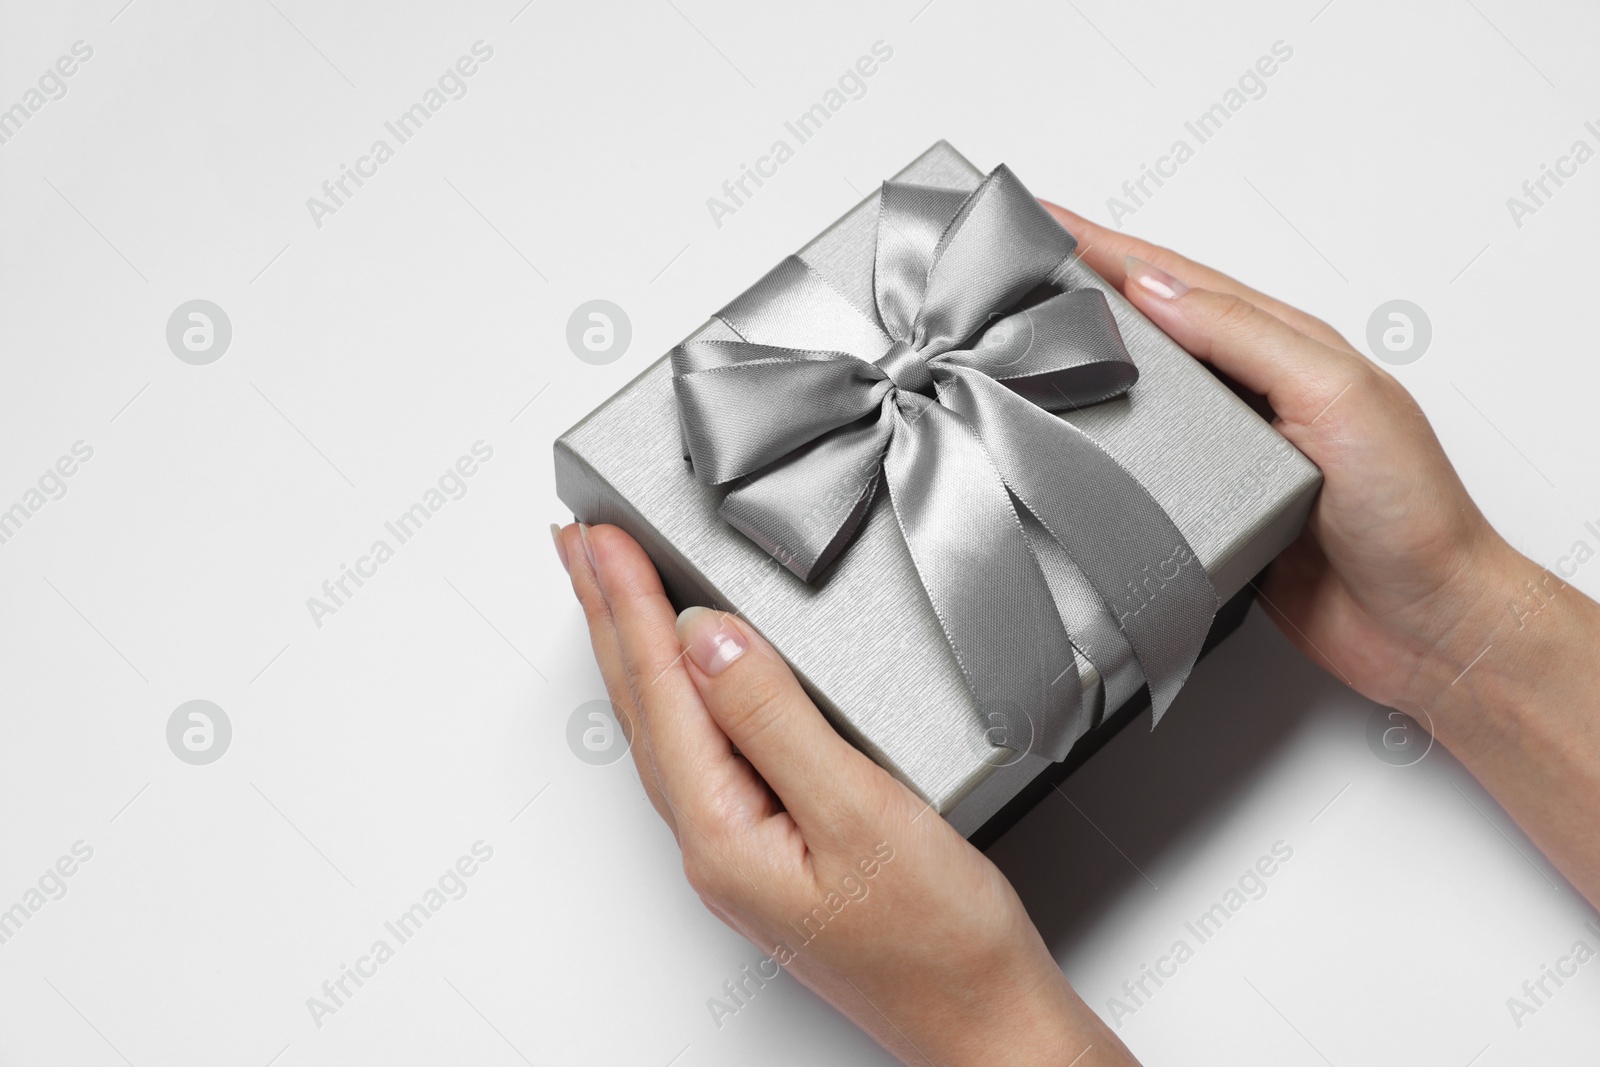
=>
[913,166,1079,355]
[720,404,894,582]
[948,289,1138,410]
[873,181,969,343]
[671,340,887,485]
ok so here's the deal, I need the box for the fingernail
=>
[579,523,599,576]
[1125,255,1188,300]
[676,606,747,676]
[550,523,570,574]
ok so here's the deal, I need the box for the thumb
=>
[674,606,881,830]
[1121,254,1364,430]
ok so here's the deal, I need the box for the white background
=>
[2,0,1597,1063]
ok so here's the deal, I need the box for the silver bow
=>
[671,165,1217,761]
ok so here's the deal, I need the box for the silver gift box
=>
[555,141,1321,836]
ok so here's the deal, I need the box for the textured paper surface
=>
[556,141,1321,833]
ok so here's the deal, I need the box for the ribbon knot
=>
[875,340,935,395]
[671,165,1217,762]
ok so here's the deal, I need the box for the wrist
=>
[1397,526,1523,704]
[1416,535,1600,732]
[928,961,1131,1067]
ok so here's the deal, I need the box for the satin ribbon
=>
[671,165,1217,761]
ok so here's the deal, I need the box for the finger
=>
[581,524,778,837]
[675,606,884,839]
[556,522,676,833]
[1041,200,1358,354]
[1120,255,1371,431]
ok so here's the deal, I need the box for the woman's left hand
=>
[553,521,1135,1066]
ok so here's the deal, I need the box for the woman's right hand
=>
[1043,202,1511,714]
[1042,202,1600,906]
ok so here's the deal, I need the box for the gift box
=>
[555,141,1321,845]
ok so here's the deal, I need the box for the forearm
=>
[980,982,1140,1067]
[1026,983,1142,1067]
[862,969,1136,1067]
[1422,542,1600,904]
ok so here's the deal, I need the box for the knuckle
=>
[718,670,791,744]
[1369,363,1418,412]
[811,791,872,844]
[804,760,883,844]
[680,844,735,908]
[680,848,714,898]
[1344,354,1391,396]
[1206,292,1263,335]
[1305,314,1342,341]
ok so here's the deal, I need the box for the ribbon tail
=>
[882,398,1089,762]
[1012,505,1142,723]
[939,367,1217,723]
